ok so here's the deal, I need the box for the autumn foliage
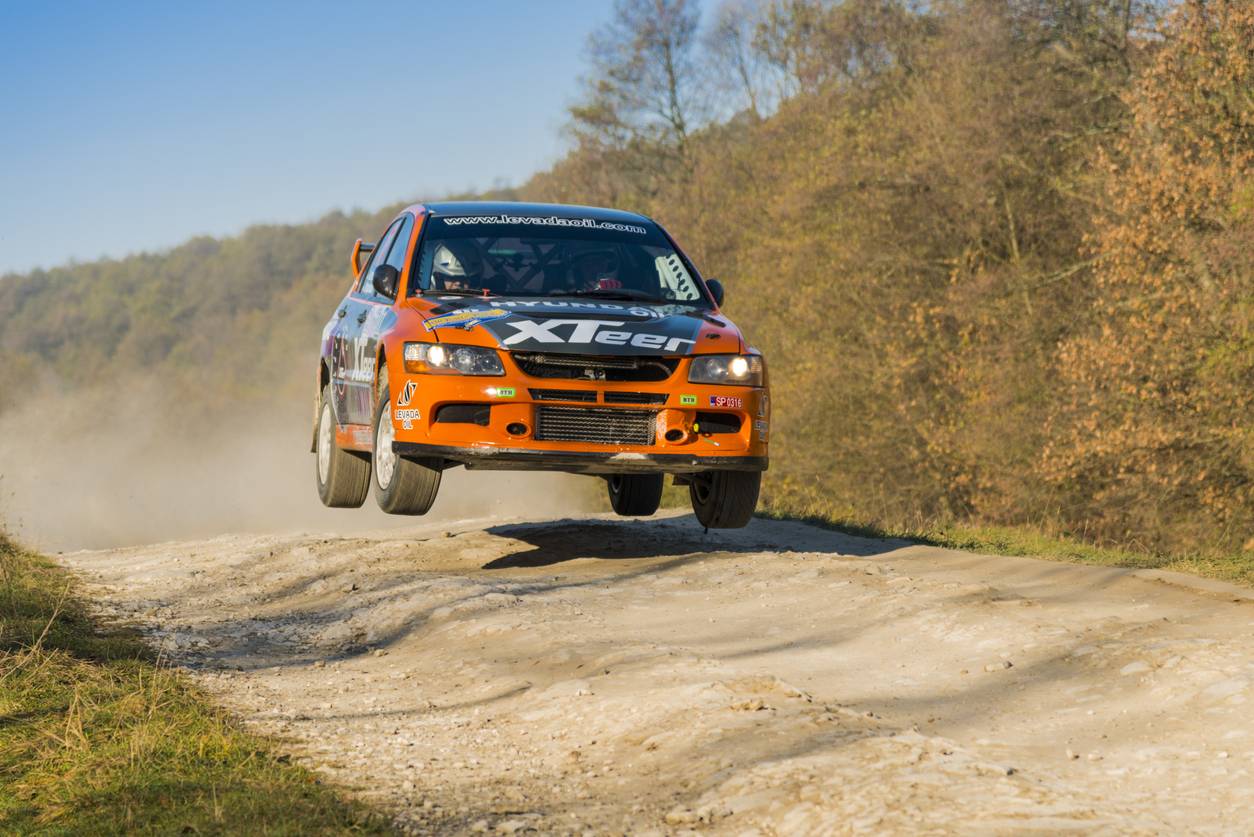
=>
[1046,1,1254,550]
[523,0,1250,553]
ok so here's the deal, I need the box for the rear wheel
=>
[315,385,371,508]
[607,474,664,516]
[372,382,442,515]
[689,470,761,529]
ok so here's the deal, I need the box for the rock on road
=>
[62,512,1254,834]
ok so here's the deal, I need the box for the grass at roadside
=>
[760,504,1254,588]
[0,532,392,836]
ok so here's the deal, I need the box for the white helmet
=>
[433,241,483,278]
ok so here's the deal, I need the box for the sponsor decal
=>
[395,407,420,430]
[679,394,698,406]
[499,318,696,353]
[759,394,770,417]
[439,215,647,235]
[424,307,511,332]
[330,332,377,384]
[709,395,743,409]
[755,419,769,440]
[486,386,516,398]
[397,380,417,407]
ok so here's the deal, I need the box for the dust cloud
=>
[0,380,594,552]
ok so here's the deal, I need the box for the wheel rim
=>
[317,403,333,484]
[375,407,397,490]
[608,476,623,498]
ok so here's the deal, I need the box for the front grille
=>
[528,388,597,403]
[604,391,668,405]
[535,406,656,445]
[513,352,678,382]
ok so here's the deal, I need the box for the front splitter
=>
[393,441,768,475]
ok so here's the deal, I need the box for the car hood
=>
[418,296,738,356]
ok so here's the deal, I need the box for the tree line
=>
[520,0,1251,553]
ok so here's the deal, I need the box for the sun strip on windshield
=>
[439,215,648,235]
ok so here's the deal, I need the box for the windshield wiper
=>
[561,288,668,303]
[423,288,495,297]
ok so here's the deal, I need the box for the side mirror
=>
[373,264,400,299]
[706,278,725,307]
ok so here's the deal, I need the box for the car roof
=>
[418,201,652,225]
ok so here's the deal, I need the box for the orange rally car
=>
[313,202,769,527]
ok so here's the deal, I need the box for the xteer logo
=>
[500,319,695,353]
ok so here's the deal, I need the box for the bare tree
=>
[705,0,772,119]
[752,0,834,97]
[570,0,705,153]
[751,0,924,99]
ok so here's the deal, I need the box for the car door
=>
[332,219,401,426]
[347,213,414,424]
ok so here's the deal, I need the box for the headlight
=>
[403,342,504,376]
[688,354,764,386]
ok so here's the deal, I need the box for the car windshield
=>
[409,214,707,305]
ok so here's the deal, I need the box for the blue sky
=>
[0,0,616,275]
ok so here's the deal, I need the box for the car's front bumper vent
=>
[434,404,491,426]
[694,411,741,434]
[604,391,668,405]
[534,406,656,446]
[528,388,598,403]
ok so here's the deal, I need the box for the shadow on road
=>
[481,515,904,569]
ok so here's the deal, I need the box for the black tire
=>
[315,385,371,508]
[372,381,442,516]
[689,470,761,528]
[607,474,664,516]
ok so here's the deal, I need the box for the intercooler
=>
[533,406,656,446]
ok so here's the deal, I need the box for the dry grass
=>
[760,502,1254,588]
[0,532,392,835]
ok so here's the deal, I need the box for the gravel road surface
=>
[62,512,1254,835]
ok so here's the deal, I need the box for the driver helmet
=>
[571,249,620,290]
[432,240,484,285]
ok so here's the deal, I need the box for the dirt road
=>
[62,512,1254,834]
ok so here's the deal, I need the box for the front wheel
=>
[372,382,442,515]
[689,470,761,529]
[607,474,664,516]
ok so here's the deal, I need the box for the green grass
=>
[760,504,1254,588]
[0,533,393,836]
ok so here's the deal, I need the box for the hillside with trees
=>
[1,0,1249,556]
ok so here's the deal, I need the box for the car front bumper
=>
[387,364,770,476]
